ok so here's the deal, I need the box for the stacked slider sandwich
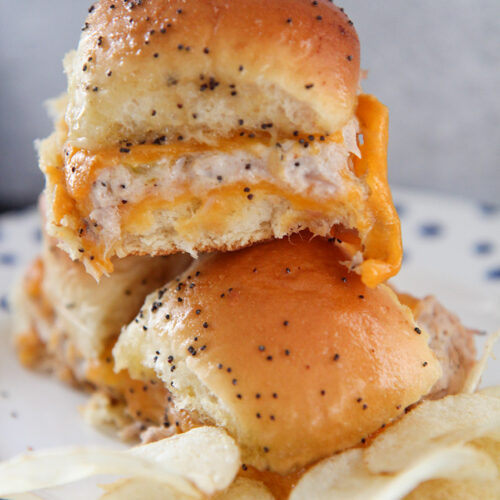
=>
[42,0,401,287]
[11,1,496,499]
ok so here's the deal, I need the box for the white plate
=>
[0,186,499,497]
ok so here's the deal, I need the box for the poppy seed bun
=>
[40,242,191,359]
[12,226,191,361]
[65,0,359,149]
[113,235,441,474]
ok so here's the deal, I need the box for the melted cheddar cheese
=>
[121,177,365,235]
[239,466,304,500]
[354,94,402,287]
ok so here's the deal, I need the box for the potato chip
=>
[99,475,273,500]
[404,477,500,500]
[128,426,240,494]
[290,444,495,500]
[481,386,500,398]
[214,477,275,499]
[462,329,500,393]
[472,436,500,466]
[364,389,500,474]
[8,495,44,500]
[290,449,381,500]
[0,427,239,498]
[100,478,195,499]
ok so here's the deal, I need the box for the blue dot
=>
[0,253,16,266]
[33,228,42,242]
[0,296,8,311]
[474,242,494,255]
[419,223,443,238]
[479,203,499,216]
[486,267,500,280]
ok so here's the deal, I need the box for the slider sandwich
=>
[13,219,190,433]
[41,0,401,286]
[112,234,477,497]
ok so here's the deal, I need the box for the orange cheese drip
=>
[354,94,402,286]
[85,342,200,433]
[240,466,304,500]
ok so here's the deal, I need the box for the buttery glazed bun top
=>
[65,0,360,148]
[114,235,441,474]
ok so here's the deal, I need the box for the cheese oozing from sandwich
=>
[41,95,402,286]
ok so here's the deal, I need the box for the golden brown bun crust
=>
[114,235,441,473]
[67,0,359,147]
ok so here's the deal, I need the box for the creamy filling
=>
[89,118,361,215]
[83,119,365,256]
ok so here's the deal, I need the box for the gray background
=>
[0,0,499,212]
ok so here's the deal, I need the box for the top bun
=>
[65,0,359,148]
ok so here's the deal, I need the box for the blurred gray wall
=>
[0,0,499,211]
[343,0,500,204]
[0,0,88,211]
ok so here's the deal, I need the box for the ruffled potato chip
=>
[8,495,44,500]
[100,478,195,499]
[99,476,273,500]
[404,476,500,500]
[0,427,239,498]
[127,426,240,494]
[291,386,500,500]
[214,477,275,499]
[404,436,500,499]
[290,444,495,500]
[462,329,500,393]
[364,389,500,474]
